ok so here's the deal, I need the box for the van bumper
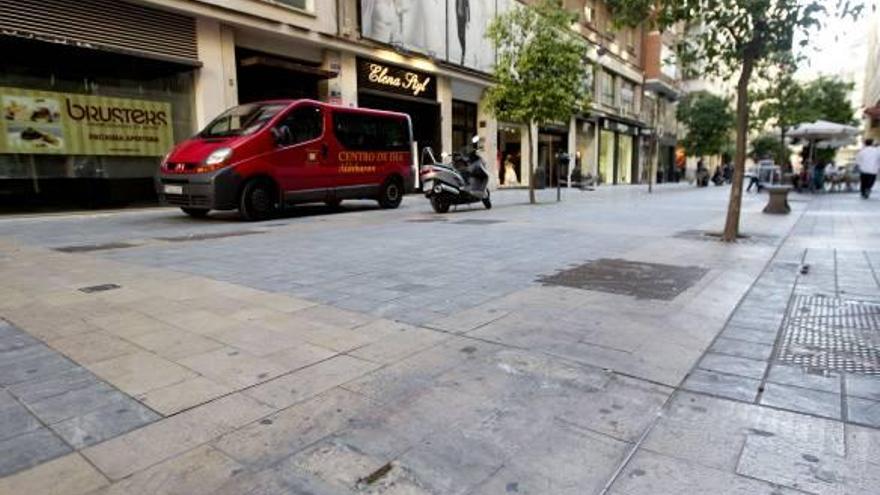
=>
[156,168,241,210]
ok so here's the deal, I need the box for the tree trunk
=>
[528,122,536,204]
[722,56,755,242]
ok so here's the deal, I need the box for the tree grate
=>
[777,295,880,375]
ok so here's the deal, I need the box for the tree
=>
[676,91,734,159]
[750,134,791,164]
[607,0,862,241]
[753,65,855,163]
[486,0,591,204]
[801,76,857,125]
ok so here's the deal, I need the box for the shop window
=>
[268,0,311,11]
[600,71,616,107]
[452,100,478,152]
[277,106,323,144]
[332,112,410,151]
[621,81,636,114]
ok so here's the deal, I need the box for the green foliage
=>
[485,0,591,126]
[750,134,791,163]
[676,91,734,157]
[801,76,857,125]
[605,0,862,80]
[754,70,856,132]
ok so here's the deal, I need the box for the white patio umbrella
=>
[788,120,861,164]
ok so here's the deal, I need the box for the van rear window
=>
[332,113,411,151]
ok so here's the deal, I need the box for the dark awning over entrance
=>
[238,55,337,79]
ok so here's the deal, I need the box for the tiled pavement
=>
[0,186,878,494]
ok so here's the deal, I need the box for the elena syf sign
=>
[356,59,436,100]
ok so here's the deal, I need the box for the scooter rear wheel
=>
[482,189,492,209]
[430,195,451,213]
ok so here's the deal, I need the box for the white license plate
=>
[422,180,433,192]
[164,185,183,195]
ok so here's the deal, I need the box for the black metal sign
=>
[357,58,436,100]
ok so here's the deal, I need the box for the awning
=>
[239,56,337,79]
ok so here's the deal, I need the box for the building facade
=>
[864,8,880,141]
[0,0,666,207]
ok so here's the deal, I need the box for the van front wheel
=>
[239,179,277,221]
[378,178,403,209]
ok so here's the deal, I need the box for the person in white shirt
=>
[855,138,880,199]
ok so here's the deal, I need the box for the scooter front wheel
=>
[430,195,451,213]
[482,189,492,209]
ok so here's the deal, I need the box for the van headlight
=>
[195,147,233,173]
[205,147,232,166]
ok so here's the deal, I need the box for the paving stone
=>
[766,365,841,394]
[735,432,849,495]
[215,388,371,468]
[0,351,78,386]
[845,373,880,401]
[121,328,224,360]
[246,355,381,409]
[50,395,160,448]
[47,331,140,365]
[0,453,108,495]
[91,446,241,495]
[697,353,768,380]
[265,341,338,370]
[82,392,272,480]
[682,369,761,402]
[720,325,780,346]
[211,324,307,357]
[138,376,234,416]
[0,427,72,477]
[0,394,41,441]
[86,351,196,396]
[847,397,880,428]
[7,367,102,403]
[0,331,38,352]
[610,449,801,495]
[177,347,289,389]
[759,383,841,419]
[709,337,774,361]
[27,381,121,424]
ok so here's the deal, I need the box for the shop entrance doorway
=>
[236,48,334,104]
[358,91,440,164]
[538,129,568,188]
[497,126,522,187]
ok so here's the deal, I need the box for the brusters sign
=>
[357,59,436,100]
[0,87,173,156]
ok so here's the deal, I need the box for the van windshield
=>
[200,103,287,138]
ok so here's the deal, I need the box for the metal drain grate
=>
[777,295,880,374]
[537,258,708,301]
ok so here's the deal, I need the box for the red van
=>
[157,100,414,220]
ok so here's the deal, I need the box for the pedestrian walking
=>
[855,138,879,199]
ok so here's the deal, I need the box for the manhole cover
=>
[777,295,880,374]
[55,242,137,253]
[453,219,505,225]
[156,230,263,242]
[537,258,708,300]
